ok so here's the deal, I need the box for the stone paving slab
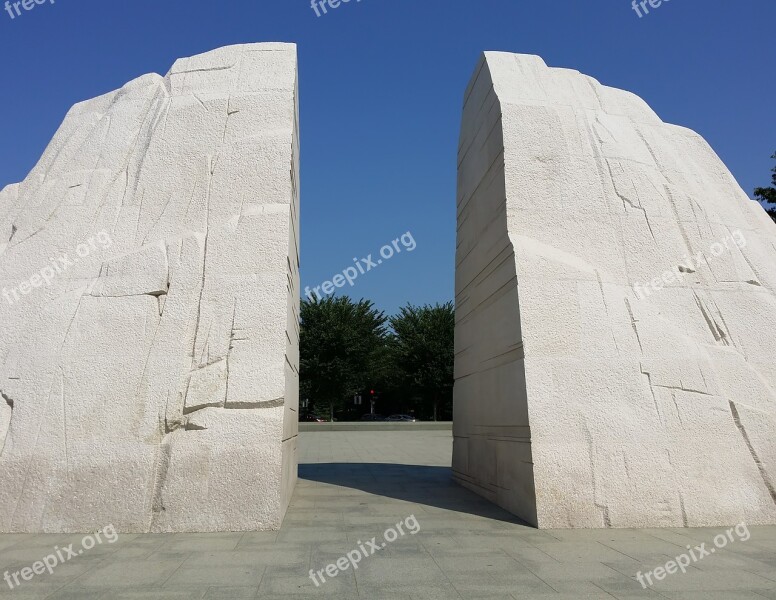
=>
[0,430,774,599]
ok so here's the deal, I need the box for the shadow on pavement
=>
[298,462,531,526]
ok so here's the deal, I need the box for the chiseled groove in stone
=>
[729,400,776,505]
[149,439,173,530]
[0,391,13,459]
[224,398,285,410]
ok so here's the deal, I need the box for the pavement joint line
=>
[418,540,465,600]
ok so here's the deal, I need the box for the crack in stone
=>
[583,422,612,528]
[728,401,776,506]
[0,390,13,462]
[624,298,643,354]
[678,492,689,527]
[149,438,173,530]
[641,369,663,426]
[174,64,237,75]
[224,397,285,410]
[188,357,225,375]
[693,292,729,346]
[0,390,14,409]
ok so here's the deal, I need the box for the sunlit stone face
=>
[454,51,776,529]
[0,43,300,533]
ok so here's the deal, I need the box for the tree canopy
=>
[754,152,776,223]
[299,296,387,421]
[388,302,455,421]
[299,296,455,421]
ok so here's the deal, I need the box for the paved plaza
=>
[0,429,774,599]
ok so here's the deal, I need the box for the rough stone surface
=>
[0,43,300,532]
[453,52,776,528]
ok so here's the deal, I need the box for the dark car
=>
[360,414,386,421]
[300,413,327,422]
[386,414,417,422]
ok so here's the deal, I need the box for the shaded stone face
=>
[454,52,776,528]
[0,43,300,533]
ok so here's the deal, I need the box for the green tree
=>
[300,296,387,421]
[388,302,455,421]
[754,152,776,223]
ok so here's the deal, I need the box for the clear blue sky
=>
[1,0,773,315]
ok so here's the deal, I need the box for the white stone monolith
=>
[454,52,776,528]
[0,43,300,532]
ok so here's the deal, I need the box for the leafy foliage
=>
[388,302,455,421]
[299,296,387,420]
[754,152,776,223]
[299,296,455,421]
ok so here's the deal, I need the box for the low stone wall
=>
[299,422,453,432]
